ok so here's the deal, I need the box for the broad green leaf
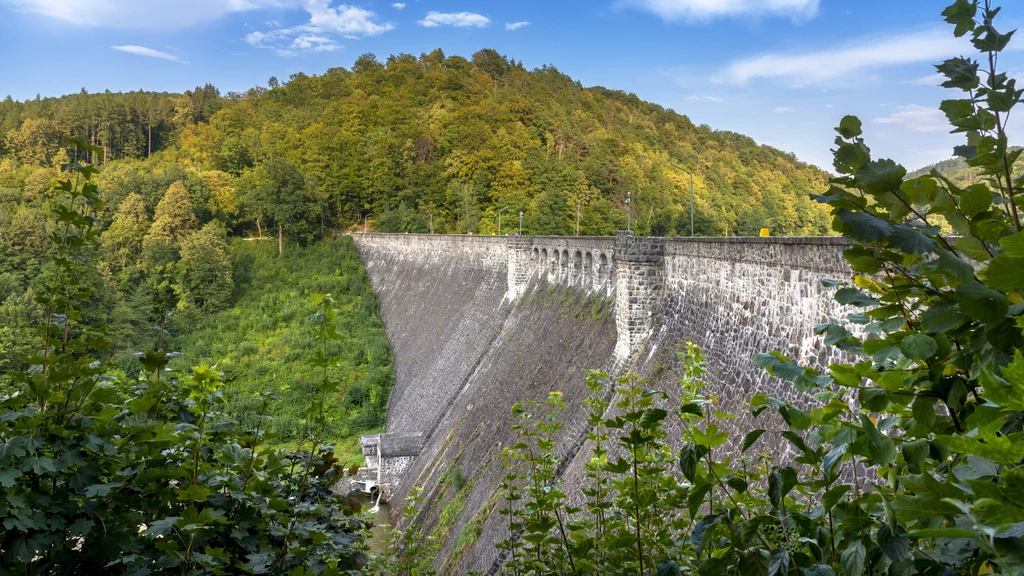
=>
[955,236,992,262]
[913,396,937,430]
[1000,232,1024,257]
[837,209,894,242]
[983,254,1024,291]
[957,280,1009,324]
[638,408,668,429]
[900,333,939,361]
[837,116,863,139]
[937,57,980,90]
[939,433,1024,464]
[656,561,683,576]
[958,184,993,217]
[823,485,850,511]
[941,0,978,37]
[906,528,978,540]
[859,388,890,412]
[877,524,910,562]
[856,159,906,195]
[679,443,708,483]
[920,302,968,334]
[835,288,879,307]
[742,429,766,452]
[889,225,937,254]
[841,541,866,576]
[985,351,1024,410]
[902,438,929,468]
[823,443,848,481]
[768,548,791,576]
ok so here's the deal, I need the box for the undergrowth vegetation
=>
[172,238,393,450]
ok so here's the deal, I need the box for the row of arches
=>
[530,246,614,289]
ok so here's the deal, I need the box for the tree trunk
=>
[256,218,262,238]
[278,224,283,255]
[148,123,152,158]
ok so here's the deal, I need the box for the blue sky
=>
[1,0,1020,171]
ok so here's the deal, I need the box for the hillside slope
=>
[1,49,831,239]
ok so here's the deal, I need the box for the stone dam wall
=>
[352,232,852,575]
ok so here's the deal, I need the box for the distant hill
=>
[908,148,1022,188]
[1,48,832,237]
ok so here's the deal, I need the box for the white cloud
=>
[505,20,529,31]
[719,28,967,86]
[391,2,405,8]
[773,106,796,113]
[874,104,948,133]
[306,1,393,37]
[4,0,293,28]
[903,73,945,86]
[621,0,818,22]
[418,11,489,28]
[111,44,187,63]
[245,1,391,55]
[685,95,722,102]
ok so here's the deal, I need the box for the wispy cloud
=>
[874,104,948,133]
[419,11,490,28]
[391,2,405,8]
[621,0,818,22]
[685,95,722,103]
[111,45,187,63]
[7,0,293,28]
[903,73,945,86]
[773,106,796,113]
[505,21,529,31]
[718,28,966,86]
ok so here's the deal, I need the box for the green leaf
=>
[877,524,909,562]
[741,429,766,452]
[657,561,683,576]
[837,209,894,242]
[857,159,906,195]
[956,236,992,261]
[958,184,993,217]
[841,541,866,576]
[680,443,708,483]
[769,469,782,508]
[902,438,929,468]
[835,288,879,307]
[941,0,978,37]
[906,528,979,540]
[983,254,1024,291]
[920,301,968,333]
[939,433,1024,464]
[859,388,890,412]
[981,352,1024,411]
[638,408,668,429]
[84,482,124,498]
[900,334,938,361]
[823,485,851,512]
[889,225,937,254]
[1000,232,1024,257]
[803,567,836,576]
[144,517,180,537]
[957,280,1009,324]
[913,396,937,430]
[837,116,863,139]
[937,57,980,90]
[768,549,791,576]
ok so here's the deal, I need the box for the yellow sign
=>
[759,228,770,237]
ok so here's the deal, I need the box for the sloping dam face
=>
[353,232,851,575]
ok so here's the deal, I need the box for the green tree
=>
[101,192,149,271]
[176,221,233,313]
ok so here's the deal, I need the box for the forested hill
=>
[0,48,831,238]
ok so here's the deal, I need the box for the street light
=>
[519,210,524,235]
[364,213,372,234]
[497,207,507,236]
[668,163,695,237]
[576,195,590,237]
[625,191,631,233]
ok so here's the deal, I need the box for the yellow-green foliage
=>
[171,237,394,449]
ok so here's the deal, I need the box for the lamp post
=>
[364,213,371,234]
[625,191,631,233]
[668,163,695,237]
[497,207,507,236]
[576,195,590,237]
[519,210,524,235]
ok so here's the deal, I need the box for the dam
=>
[353,231,852,574]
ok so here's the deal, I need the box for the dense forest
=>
[1,49,832,243]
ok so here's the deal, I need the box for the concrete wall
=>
[351,232,852,574]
